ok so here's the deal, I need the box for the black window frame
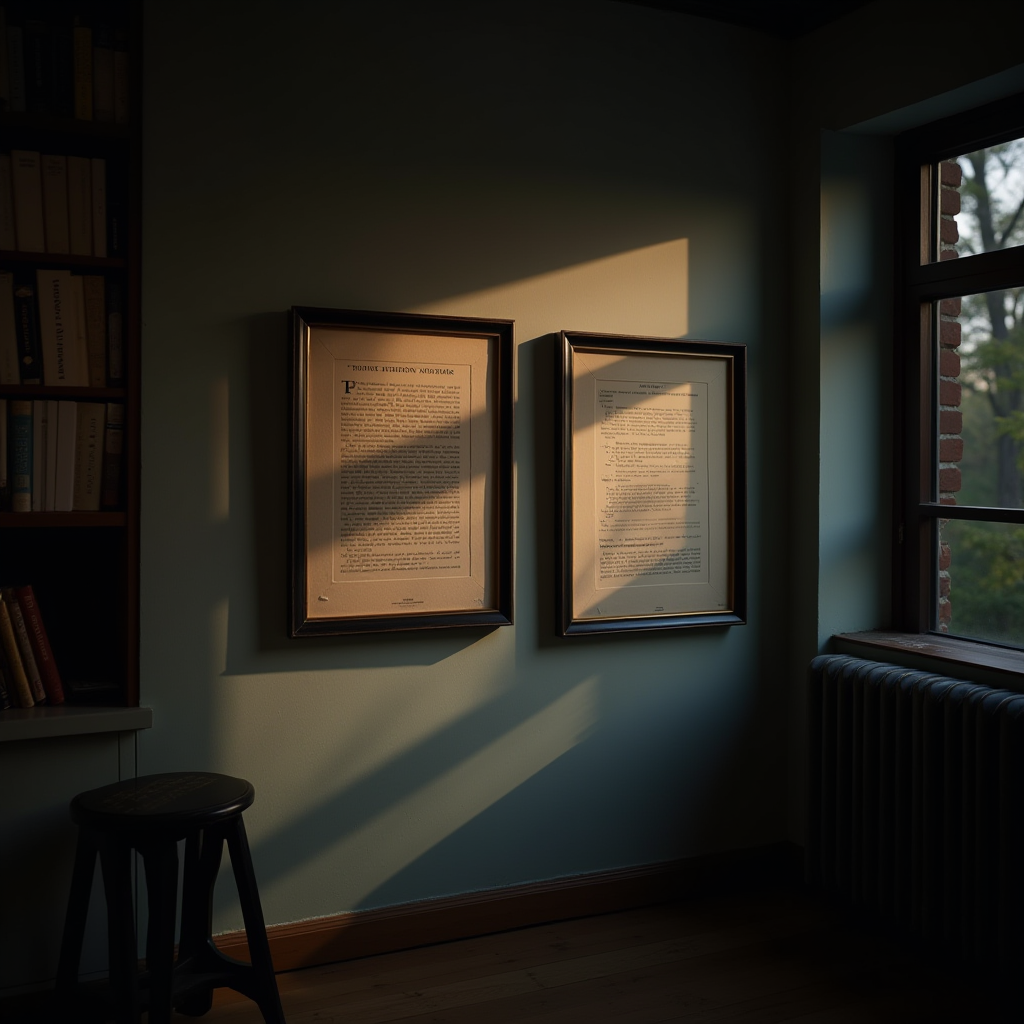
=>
[893,92,1024,643]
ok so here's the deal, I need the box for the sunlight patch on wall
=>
[415,238,688,340]
[301,676,599,907]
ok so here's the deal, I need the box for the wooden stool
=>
[57,772,285,1024]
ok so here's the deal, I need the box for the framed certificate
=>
[559,331,746,635]
[291,307,514,635]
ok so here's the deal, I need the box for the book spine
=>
[101,401,124,509]
[113,27,129,125]
[72,17,92,119]
[0,153,15,251]
[53,398,75,511]
[0,270,19,384]
[73,401,104,511]
[67,155,92,256]
[3,587,44,703]
[45,398,58,511]
[92,23,113,123]
[6,20,24,113]
[13,584,63,705]
[91,156,106,258]
[82,274,106,386]
[22,15,50,115]
[0,663,11,710]
[36,267,76,385]
[69,273,89,385]
[41,153,70,254]
[49,7,73,120]
[12,274,42,383]
[9,398,31,512]
[106,276,123,384]
[0,594,33,706]
[11,149,45,253]
[31,397,45,510]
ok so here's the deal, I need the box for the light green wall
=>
[139,0,790,933]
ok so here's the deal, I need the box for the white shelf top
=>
[0,705,153,742]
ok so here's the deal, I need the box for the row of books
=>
[0,583,64,708]
[0,4,129,123]
[0,268,123,385]
[1,149,122,257]
[1,397,122,511]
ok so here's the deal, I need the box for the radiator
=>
[809,654,1024,967]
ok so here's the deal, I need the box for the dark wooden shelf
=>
[0,512,126,528]
[0,384,127,400]
[0,109,132,141]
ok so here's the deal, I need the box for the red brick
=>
[940,319,962,347]
[939,544,951,569]
[940,437,964,462]
[941,161,962,186]
[940,410,962,433]
[939,496,958,505]
[939,349,961,377]
[939,600,952,624]
[939,467,961,492]
[940,576,951,597]
[941,188,961,215]
[940,248,959,261]
[939,380,962,406]
[940,297,962,316]
[940,218,959,244]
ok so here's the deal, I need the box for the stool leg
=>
[56,827,97,995]
[141,841,179,1024]
[99,839,140,1024]
[176,826,225,1016]
[226,817,285,1024]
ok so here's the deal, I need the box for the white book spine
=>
[45,399,59,511]
[31,399,45,511]
[11,150,45,253]
[36,268,77,386]
[91,157,107,258]
[54,400,77,512]
[73,402,105,512]
[69,275,90,386]
[41,154,70,254]
[67,156,92,256]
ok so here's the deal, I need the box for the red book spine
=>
[14,585,64,705]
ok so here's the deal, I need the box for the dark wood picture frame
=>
[558,331,747,636]
[290,307,514,636]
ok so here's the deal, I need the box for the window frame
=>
[893,92,1024,642]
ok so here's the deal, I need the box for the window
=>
[895,94,1024,648]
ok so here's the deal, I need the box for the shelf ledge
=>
[0,705,152,742]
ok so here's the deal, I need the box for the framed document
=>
[559,331,746,635]
[291,307,514,635]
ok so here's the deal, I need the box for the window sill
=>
[833,632,1024,691]
[0,705,153,742]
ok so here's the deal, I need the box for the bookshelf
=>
[0,1,143,735]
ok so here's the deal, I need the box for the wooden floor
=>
[4,885,1017,1022]
[200,886,1015,1024]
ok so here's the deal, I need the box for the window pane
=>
[937,138,1024,261]
[936,288,1024,509]
[937,518,1024,646]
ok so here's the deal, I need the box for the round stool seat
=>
[58,771,283,1024]
[71,772,255,836]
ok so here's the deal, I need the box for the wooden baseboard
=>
[216,841,802,973]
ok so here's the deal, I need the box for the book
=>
[0,152,15,250]
[0,592,33,706]
[113,26,128,124]
[73,401,104,511]
[0,664,11,710]
[91,156,106,258]
[92,22,113,123]
[101,401,123,509]
[21,13,50,115]
[106,276,123,384]
[41,153,70,253]
[44,398,58,511]
[9,398,31,511]
[3,586,44,703]
[72,16,92,119]
[81,274,106,386]
[10,149,45,252]
[67,155,92,256]
[49,5,73,119]
[0,271,19,383]
[53,398,75,511]
[14,584,63,704]
[37,267,85,385]
[69,274,90,387]
[106,159,128,259]
[31,397,45,510]
[12,274,42,383]
[5,11,24,112]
